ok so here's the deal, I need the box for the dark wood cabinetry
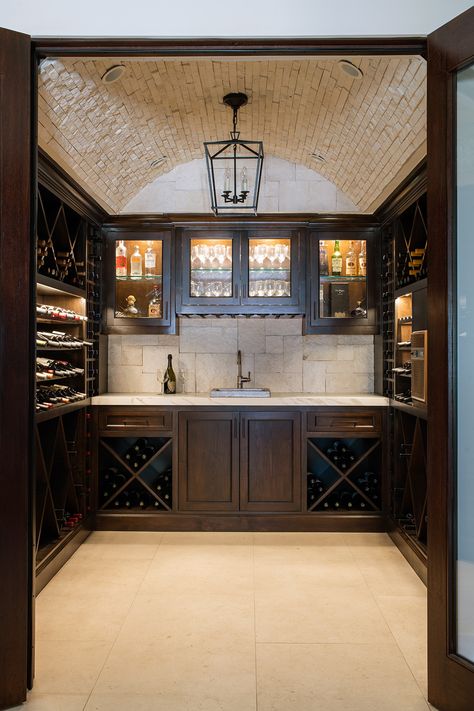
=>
[305,226,379,334]
[178,412,239,511]
[176,226,304,315]
[240,412,301,511]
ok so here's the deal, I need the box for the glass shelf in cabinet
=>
[249,267,290,272]
[320,275,366,282]
[190,268,232,273]
[116,275,163,281]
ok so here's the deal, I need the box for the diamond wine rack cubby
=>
[35,410,91,578]
[98,436,173,512]
[306,436,381,513]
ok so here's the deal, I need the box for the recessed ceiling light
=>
[338,60,363,79]
[101,65,126,84]
[310,152,326,163]
[150,157,167,168]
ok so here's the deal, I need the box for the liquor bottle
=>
[116,240,127,277]
[331,240,342,276]
[319,240,329,276]
[163,353,176,394]
[345,241,357,276]
[358,241,367,276]
[144,243,157,277]
[130,245,143,278]
[148,286,162,318]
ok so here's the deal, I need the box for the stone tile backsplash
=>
[107,317,374,394]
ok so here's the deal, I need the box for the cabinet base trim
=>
[95,512,384,533]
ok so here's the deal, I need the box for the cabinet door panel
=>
[178,412,239,511]
[240,412,301,511]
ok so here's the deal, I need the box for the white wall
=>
[122,156,358,214]
[1,0,472,37]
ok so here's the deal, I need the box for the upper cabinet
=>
[176,227,304,315]
[103,229,175,334]
[305,227,379,334]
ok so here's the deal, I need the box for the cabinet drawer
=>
[307,411,381,433]
[99,409,172,432]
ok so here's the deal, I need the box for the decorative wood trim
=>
[375,161,427,226]
[32,36,427,60]
[103,213,380,229]
[38,148,107,226]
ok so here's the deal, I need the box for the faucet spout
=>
[236,349,251,389]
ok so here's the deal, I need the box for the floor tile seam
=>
[86,552,158,700]
[365,571,429,701]
[252,534,259,711]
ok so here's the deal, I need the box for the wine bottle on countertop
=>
[163,354,176,394]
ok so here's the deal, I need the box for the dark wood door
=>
[0,26,33,708]
[240,412,301,512]
[427,7,474,711]
[178,412,239,511]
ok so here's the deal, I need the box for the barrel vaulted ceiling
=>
[38,56,426,214]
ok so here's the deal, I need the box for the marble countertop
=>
[91,393,389,407]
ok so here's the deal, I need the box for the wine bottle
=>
[133,438,148,452]
[148,286,162,318]
[116,240,127,277]
[163,353,176,394]
[345,241,357,276]
[358,242,367,276]
[331,240,342,276]
[319,240,329,276]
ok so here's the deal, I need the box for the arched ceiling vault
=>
[38,55,426,214]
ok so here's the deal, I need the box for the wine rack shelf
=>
[35,410,91,568]
[306,436,382,513]
[98,436,173,512]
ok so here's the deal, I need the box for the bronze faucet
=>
[237,350,251,389]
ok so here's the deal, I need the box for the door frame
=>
[427,7,474,711]
[3,27,434,708]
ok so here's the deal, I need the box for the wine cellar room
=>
[1,6,474,711]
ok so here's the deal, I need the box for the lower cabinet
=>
[178,410,301,512]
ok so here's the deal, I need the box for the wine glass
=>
[267,245,276,267]
[249,245,256,267]
[225,245,233,268]
[256,244,266,266]
[197,244,208,267]
[249,280,257,297]
[212,281,223,297]
[266,279,276,297]
[256,280,265,297]
[191,245,200,267]
[214,244,226,267]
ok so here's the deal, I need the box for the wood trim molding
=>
[33,36,427,59]
[38,148,107,226]
[375,160,427,225]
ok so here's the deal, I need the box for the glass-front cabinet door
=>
[241,229,303,311]
[179,230,240,312]
[177,227,303,314]
[307,229,378,334]
[105,230,173,333]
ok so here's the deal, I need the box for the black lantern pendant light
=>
[204,92,264,215]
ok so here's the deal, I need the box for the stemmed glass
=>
[255,244,267,266]
[197,244,208,267]
[275,244,288,265]
[214,244,226,267]
[267,245,276,267]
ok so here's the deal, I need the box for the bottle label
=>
[346,258,357,276]
[116,256,127,276]
[130,258,142,276]
[167,380,176,393]
[145,252,156,269]
[332,257,342,273]
[148,303,161,318]
[359,257,366,276]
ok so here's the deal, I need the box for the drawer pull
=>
[107,420,151,428]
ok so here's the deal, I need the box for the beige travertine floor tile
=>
[93,634,256,698]
[375,595,427,696]
[9,694,88,711]
[160,531,253,546]
[254,557,367,590]
[84,692,256,711]
[36,592,134,642]
[343,532,395,548]
[253,532,349,548]
[256,642,430,711]
[110,589,255,646]
[40,559,152,598]
[353,551,427,597]
[72,531,163,561]
[255,585,393,644]
[33,640,111,694]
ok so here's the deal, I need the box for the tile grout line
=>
[345,534,430,708]
[81,533,165,710]
[252,533,259,711]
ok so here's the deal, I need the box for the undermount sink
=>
[210,388,271,398]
